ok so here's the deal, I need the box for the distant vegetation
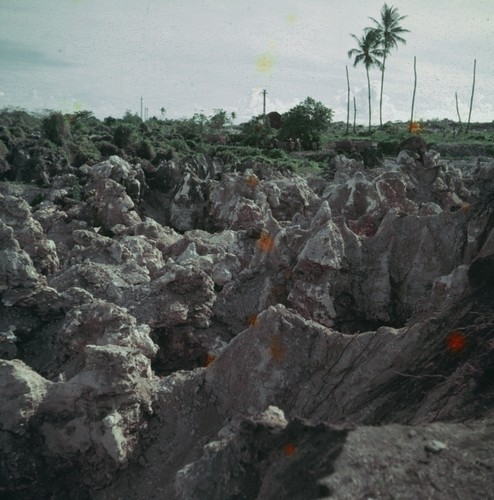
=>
[0,99,333,180]
[0,103,493,187]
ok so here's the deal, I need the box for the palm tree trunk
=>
[379,55,386,127]
[366,67,372,132]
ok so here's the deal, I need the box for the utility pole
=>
[140,97,143,121]
[262,89,267,117]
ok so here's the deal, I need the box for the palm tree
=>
[369,3,409,127]
[348,29,383,132]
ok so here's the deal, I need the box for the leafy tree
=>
[209,109,231,132]
[279,97,333,149]
[70,110,97,134]
[368,3,409,126]
[238,114,275,147]
[173,115,206,142]
[122,110,142,126]
[348,29,384,132]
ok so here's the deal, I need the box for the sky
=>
[0,0,493,124]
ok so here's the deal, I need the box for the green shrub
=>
[97,141,120,158]
[153,148,174,164]
[378,140,399,156]
[213,149,241,166]
[266,148,289,160]
[42,112,71,146]
[186,139,198,150]
[9,126,27,143]
[113,124,136,149]
[485,144,494,157]
[30,192,45,207]
[169,138,190,153]
[0,127,13,147]
[136,139,156,160]
[72,177,82,201]
[0,140,8,159]
[73,137,101,166]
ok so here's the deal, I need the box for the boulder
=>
[92,178,141,233]
[398,135,427,160]
[55,299,158,378]
[0,359,51,432]
[0,194,60,275]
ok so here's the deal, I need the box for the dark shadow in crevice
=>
[335,317,404,335]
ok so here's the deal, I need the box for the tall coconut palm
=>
[369,3,409,127]
[348,29,383,132]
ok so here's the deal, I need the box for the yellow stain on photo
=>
[286,13,298,25]
[267,39,278,51]
[255,53,275,74]
[58,99,84,115]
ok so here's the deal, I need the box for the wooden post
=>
[466,59,476,134]
[455,92,462,131]
[410,56,417,128]
[346,66,350,135]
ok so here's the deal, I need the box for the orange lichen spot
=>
[408,121,421,134]
[460,202,470,214]
[270,335,285,361]
[246,174,259,188]
[204,353,216,367]
[257,231,275,252]
[247,314,260,327]
[446,331,467,353]
[283,443,297,456]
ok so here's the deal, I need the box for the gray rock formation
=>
[1,152,493,499]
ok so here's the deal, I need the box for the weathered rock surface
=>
[1,152,493,499]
